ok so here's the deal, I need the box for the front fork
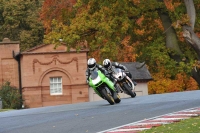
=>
[125,76,135,91]
[115,83,123,93]
[104,86,119,100]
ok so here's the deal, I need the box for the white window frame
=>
[49,77,63,95]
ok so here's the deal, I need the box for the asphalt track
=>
[0,90,200,133]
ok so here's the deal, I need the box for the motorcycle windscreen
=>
[113,68,123,80]
[113,68,121,73]
[90,71,98,80]
[90,71,101,85]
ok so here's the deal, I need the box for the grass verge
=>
[140,116,200,133]
[0,109,14,112]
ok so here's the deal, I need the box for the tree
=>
[40,0,76,34]
[44,0,142,61]
[182,0,200,85]
[0,81,22,109]
[0,0,44,51]
[43,0,200,91]
[157,0,200,85]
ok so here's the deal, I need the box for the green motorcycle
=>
[89,70,121,105]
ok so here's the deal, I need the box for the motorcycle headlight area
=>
[92,76,101,85]
[113,73,122,80]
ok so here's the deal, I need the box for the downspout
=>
[12,51,22,108]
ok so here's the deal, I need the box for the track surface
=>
[0,90,200,133]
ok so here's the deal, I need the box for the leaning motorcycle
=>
[111,68,136,98]
[88,70,121,105]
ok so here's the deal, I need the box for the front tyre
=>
[101,89,115,105]
[124,83,136,98]
[114,93,121,103]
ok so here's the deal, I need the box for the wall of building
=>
[21,51,89,108]
[0,38,19,87]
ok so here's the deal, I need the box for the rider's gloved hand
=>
[105,74,110,78]
[125,71,129,74]
[113,80,117,85]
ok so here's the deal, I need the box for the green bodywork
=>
[89,70,115,98]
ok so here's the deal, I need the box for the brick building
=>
[0,38,89,108]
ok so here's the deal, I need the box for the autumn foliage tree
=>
[0,0,44,51]
[40,0,76,34]
[42,0,200,93]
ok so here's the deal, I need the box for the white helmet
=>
[103,59,112,70]
[87,58,96,70]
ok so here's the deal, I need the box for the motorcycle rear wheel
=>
[124,83,136,98]
[101,89,115,105]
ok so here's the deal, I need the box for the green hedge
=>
[0,82,22,109]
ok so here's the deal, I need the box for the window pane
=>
[50,84,53,89]
[58,78,61,82]
[58,83,61,88]
[50,89,54,93]
[50,78,53,83]
[53,84,56,89]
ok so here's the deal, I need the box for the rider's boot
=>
[132,79,137,86]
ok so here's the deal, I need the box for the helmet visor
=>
[104,62,110,69]
[88,63,96,69]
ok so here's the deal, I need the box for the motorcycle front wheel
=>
[114,93,121,103]
[123,83,136,98]
[101,89,115,105]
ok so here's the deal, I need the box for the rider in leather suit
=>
[102,59,137,86]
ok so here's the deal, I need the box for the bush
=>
[0,81,22,109]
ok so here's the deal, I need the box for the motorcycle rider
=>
[85,58,108,83]
[102,59,137,86]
